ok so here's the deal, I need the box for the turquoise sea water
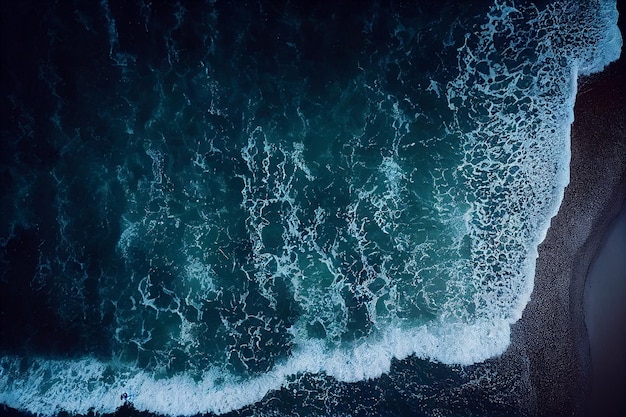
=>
[0,0,622,415]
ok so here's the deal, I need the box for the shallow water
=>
[0,0,621,415]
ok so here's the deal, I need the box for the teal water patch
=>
[0,0,622,416]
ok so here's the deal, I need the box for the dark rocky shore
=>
[503,6,626,416]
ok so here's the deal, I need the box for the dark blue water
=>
[0,0,621,416]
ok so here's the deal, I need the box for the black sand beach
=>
[503,5,626,416]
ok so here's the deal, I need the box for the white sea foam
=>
[445,0,623,331]
[0,319,509,416]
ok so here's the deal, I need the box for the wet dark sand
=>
[503,8,626,416]
[584,201,626,417]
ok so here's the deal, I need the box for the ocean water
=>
[0,0,621,416]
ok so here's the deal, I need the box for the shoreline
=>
[505,7,626,416]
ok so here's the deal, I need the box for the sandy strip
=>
[584,201,626,417]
